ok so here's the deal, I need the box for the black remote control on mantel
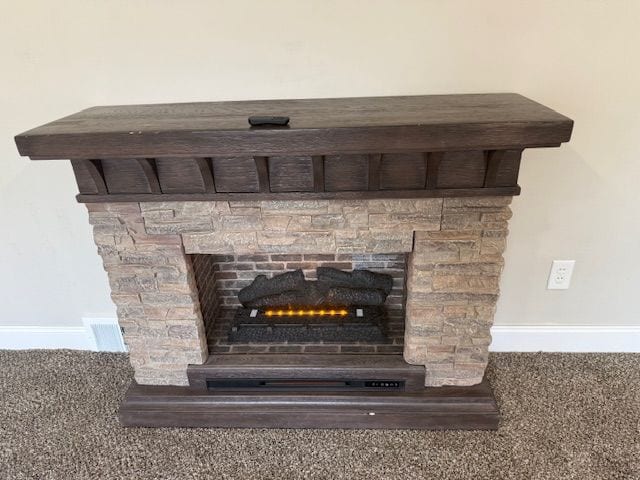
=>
[248,116,290,127]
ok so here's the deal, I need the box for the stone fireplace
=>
[89,196,511,387]
[16,93,572,429]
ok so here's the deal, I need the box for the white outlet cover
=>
[547,260,576,290]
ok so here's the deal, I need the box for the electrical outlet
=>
[547,260,575,290]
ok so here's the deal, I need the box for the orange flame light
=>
[265,308,348,317]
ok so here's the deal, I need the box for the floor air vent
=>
[83,318,127,352]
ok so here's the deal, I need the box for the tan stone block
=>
[481,206,511,219]
[443,196,512,209]
[157,282,193,294]
[366,229,414,252]
[440,336,462,346]
[368,213,440,231]
[167,324,199,339]
[142,209,176,222]
[165,307,199,319]
[260,200,328,215]
[283,216,313,231]
[220,215,262,231]
[471,336,492,346]
[412,240,461,263]
[144,219,213,235]
[432,274,500,294]
[93,233,116,246]
[311,214,347,229]
[405,306,443,325]
[344,213,369,227]
[366,198,442,214]
[109,274,157,293]
[88,214,123,226]
[92,223,129,235]
[182,232,257,254]
[228,206,261,215]
[480,237,508,255]
[426,344,455,354]
[110,293,141,305]
[179,201,230,216]
[140,292,196,306]
[441,212,484,231]
[262,215,291,231]
[403,344,427,365]
[434,262,503,276]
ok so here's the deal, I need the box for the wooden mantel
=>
[15,94,573,203]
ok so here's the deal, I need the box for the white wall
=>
[1,1,639,333]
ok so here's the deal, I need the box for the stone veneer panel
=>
[86,203,208,386]
[87,197,511,387]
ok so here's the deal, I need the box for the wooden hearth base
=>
[119,378,499,430]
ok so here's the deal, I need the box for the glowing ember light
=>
[263,308,349,317]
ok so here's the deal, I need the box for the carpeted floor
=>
[0,351,638,480]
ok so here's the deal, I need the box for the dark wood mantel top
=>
[15,93,572,159]
[14,93,573,203]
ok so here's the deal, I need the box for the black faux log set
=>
[238,268,394,308]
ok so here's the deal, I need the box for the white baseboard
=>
[0,323,638,353]
[489,325,640,352]
[0,326,92,350]
[0,317,125,352]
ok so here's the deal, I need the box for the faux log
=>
[317,268,394,296]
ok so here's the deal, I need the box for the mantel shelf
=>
[14,93,572,203]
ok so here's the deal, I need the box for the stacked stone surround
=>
[87,197,512,387]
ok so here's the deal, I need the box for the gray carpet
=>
[0,351,638,479]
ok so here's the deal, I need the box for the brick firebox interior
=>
[89,197,511,387]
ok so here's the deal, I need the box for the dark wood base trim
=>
[77,186,520,203]
[187,354,427,391]
[119,378,499,430]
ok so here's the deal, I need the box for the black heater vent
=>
[207,378,405,392]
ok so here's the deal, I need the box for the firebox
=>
[15,93,573,429]
[192,253,407,355]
